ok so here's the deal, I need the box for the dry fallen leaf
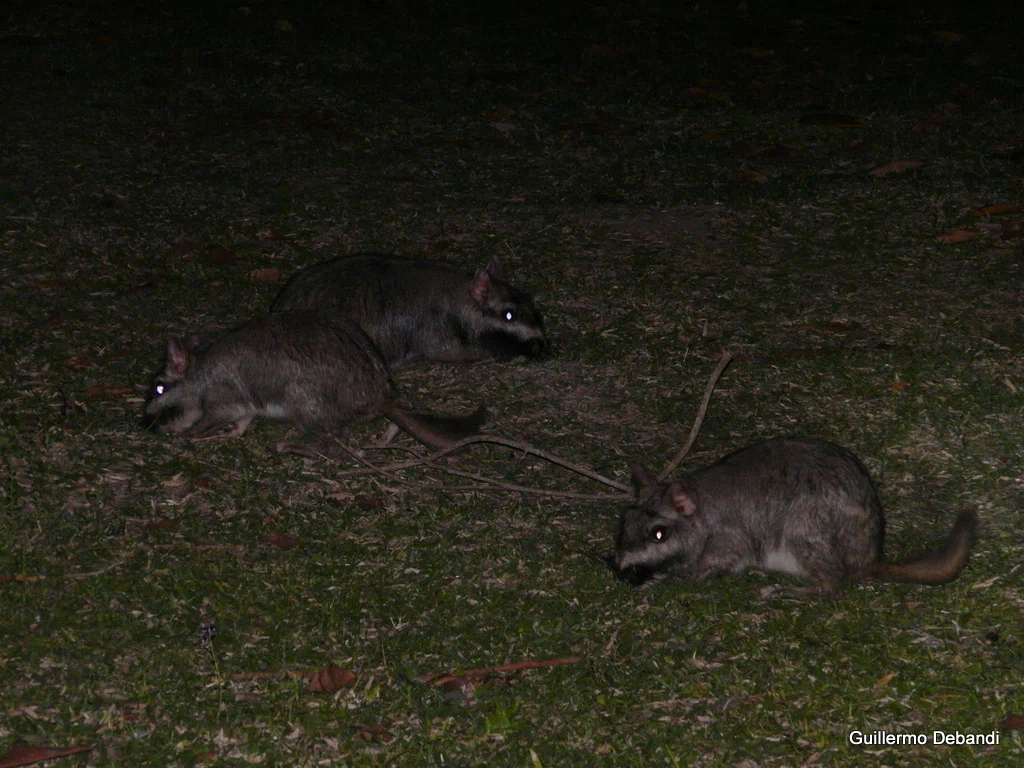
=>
[144,519,177,533]
[0,744,94,768]
[1003,715,1024,730]
[971,204,1024,217]
[0,574,47,584]
[870,160,924,177]
[800,112,864,127]
[353,725,393,743]
[888,381,909,392]
[86,384,134,398]
[205,244,236,263]
[728,169,769,183]
[355,495,385,511]
[248,268,281,283]
[932,30,963,44]
[266,531,299,550]
[935,228,984,244]
[439,676,477,700]
[307,665,357,693]
[873,672,897,692]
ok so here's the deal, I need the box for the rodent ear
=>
[167,337,190,376]
[668,484,697,517]
[469,269,492,304]
[631,463,657,497]
[184,335,202,352]
[486,258,505,281]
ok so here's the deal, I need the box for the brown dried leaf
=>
[439,676,477,699]
[266,531,299,550]
[873,672,897,692]
[971,204,1024,217]
[0,574,47,584]
[307,665,357,693]
[248,268,281,283]
[870,160,924,177]
[728,169,769,183]
[800,112,864,127]
[355,495,385,511]
[0,744,94,768]
[85,384,134,398]
[353,725,394,743]
[799,322,856,335]
[888,381,910,392]
[206,244,236,263]
[1003,715,1024,730]
[420,239,452,254]
[936,228,983,244]
[933,30,963,44]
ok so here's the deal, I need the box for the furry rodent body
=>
[616,438,976,594]
[143,311,485,450]
[271,255,547,369]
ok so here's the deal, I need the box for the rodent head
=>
[615,463,702,586]
[469,261,548,359]
[142,336,201,433]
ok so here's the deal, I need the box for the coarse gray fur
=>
[142,311,485,450]
[270,255,547,369]
[616,438,977,594]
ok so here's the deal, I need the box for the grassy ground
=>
[2,1,1022,765]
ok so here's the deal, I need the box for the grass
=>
[2,0,1023,765]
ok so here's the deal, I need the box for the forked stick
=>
[279,352,734,498]
[657,350,735,481]
[337,434,632,494]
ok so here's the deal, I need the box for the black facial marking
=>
[618,564,656,587]
[142,402,183,431]
[479,329,543,359]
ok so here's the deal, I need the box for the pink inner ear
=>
[669,484,697,517]
[167,338,190,376]
[469,269,491,304]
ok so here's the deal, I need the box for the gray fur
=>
[616,439,976,594]
[270,255,547,369]
[143,311,485,450]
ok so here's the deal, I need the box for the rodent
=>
[615,438,977,594]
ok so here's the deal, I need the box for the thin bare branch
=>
[351,434,631,493]
[418,655,581,683]
[657,350,736,481]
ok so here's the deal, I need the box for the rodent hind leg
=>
[189,409,254,439]
[760,540,848,598]
[374,422,401,446]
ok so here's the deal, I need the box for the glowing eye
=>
[155,384,165,396]
[504,310,514,322]
[651,526,667,543]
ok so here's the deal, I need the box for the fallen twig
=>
[340,434,631,493]
[658,350,735,481]
[418,655,581,685]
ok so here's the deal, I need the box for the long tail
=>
[868,511,978,585]
[382,403,487,451]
